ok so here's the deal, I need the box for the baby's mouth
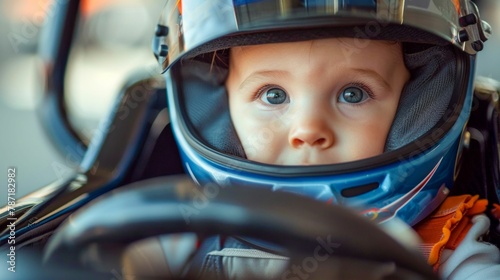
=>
[295,157,328,166]
[276,152,339,166]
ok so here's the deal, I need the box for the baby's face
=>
[225,38,410,165]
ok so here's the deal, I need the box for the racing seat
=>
[453,77,500,244]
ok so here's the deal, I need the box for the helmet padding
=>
[385,44,457,151]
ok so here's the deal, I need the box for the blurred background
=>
[0,0,164,198]
[0,0,499,198]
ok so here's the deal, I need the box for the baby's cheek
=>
[240,120,288,163]
[343,126,387,160]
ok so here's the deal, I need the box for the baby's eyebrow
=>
[350,68,393,91]
[237,68,393,92]
[238,70,290,91]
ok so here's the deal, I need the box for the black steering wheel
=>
[42,175,438,280]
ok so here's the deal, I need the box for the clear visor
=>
[169,42,468,168]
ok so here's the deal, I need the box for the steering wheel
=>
[42,175,438,279]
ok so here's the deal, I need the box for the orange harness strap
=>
[413,195,488,271]
[490,203,500,220]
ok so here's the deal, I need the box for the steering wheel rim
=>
[43,175,438,279]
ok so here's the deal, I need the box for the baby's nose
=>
[288,117,335,149]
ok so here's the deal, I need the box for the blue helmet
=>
[153,0,491,226]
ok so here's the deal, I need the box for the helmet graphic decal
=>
[362,158,443,224]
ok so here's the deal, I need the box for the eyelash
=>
[340,82,376,105]
[253,84,278,101]
[252,82,376,103]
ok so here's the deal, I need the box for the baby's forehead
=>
[228,38,404,65]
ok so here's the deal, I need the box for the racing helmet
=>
[153,0,491,226]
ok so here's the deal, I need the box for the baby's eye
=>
[338,86,370,104]
[260,87,289,105]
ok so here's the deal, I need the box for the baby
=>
[143,0,500,279]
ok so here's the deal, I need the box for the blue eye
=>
[260,87,289,105]
[338,86,370,104]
